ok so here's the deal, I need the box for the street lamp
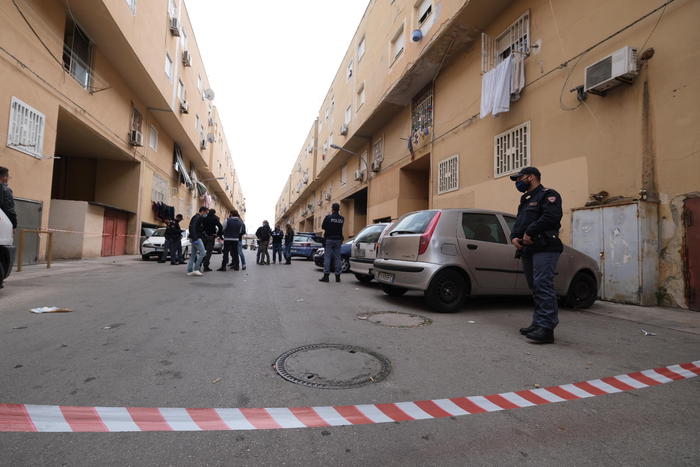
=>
[330,144,358,155]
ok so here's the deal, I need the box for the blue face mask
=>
[515,179,530,193]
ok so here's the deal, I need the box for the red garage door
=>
[685,198,700,311]
[102,209,129,257]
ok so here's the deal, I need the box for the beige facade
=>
[276,0,700,309]
[1,0,245,261]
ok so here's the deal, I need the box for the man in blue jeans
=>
[319,203,344,283]
[187,206,209,276]
[509,167,563,344]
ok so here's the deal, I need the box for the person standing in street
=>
[218,210,244,271]
[283,223,294,265]
[319,203,344,283]
[235,229,247,270]
[201,209,222,272]
[255,221,272,265]
[0,167,17,231]
[163,214,184,265]
[187,207,209,276]
[510,167,563,344]
[271,224,284,264]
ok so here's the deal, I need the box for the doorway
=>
[102,209,128,256]
[684,198,700,311]
[398,155,429,216]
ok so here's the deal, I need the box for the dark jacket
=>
[0,183,17,229]
[511,184,563,254]
[271,228,284,246]
[203,213,223,237]
[188,214,205,241]
[284,228,295,246]
[322,212,345,240]
[164,219,182,240]
[255,224,272,242]
[222,216,245,241]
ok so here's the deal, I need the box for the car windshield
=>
[293,235,312,243]
[390,211,438,235]
[151,228,166,237]
[355,224,387,243]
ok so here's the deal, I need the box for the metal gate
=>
[12,198,42,265]
[101,209,128,257]
[684,198,700,311]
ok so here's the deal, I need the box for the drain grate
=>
[274,344,391,389]
[357,311,432,328]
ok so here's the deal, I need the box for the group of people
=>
[184,207,247,276]
[253,220,295,265]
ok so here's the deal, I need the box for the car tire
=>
[425,269,467,313]
[341,257,350,273]
[355,273,373,283]
[564,272,597,309]
[141,254,150,261]
[380,284,407,297]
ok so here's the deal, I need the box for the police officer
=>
[509,167,563,344]
[319,202,344,283]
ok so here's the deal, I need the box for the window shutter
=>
[7,97,45,158]
[438,155,459,194]
[494,121,530,178]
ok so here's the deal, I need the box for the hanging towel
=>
[480,67,496,118]
[492,55,514,116]
[511,52,525,101]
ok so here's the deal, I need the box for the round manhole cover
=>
[274,344,391,389]
[357,311,432,328]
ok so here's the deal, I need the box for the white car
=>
[0,209,15,287]
[349,223,390,283]
[141,228,191,261]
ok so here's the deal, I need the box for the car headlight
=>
[143,243,153,248]
[317,249,324,255]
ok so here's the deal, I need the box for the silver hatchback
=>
[373,209,600,313]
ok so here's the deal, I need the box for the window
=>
[437,154,459,194]
[494,121,530,178]
[416,0,432,26]
[359,151,368,172]
[354,224,386,244]
[504,216,516,234]
[462,213,506,244]
[149,125,158,151]
[373,137,384,162]
[125,0,136,14]
[152,173,168,203]
[391,210,438,234]
[390,25,405,64]
[347,60,353,79]
[483,10,530,72]
[130,108,143,134]
[340,164,348,185]
[6,97,45,158]
[197,75,202,93]
[168,0,178,18]
[357,36,366,61]
[412,87,433,134]
[357,83,366,108]
[178,79,186,101]
[344,105,352,125]
[165,53,173,79]
[180,28,188,50]
[195,114,200,130]
[62,18,93,89]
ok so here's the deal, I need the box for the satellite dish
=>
[204,88,215,100]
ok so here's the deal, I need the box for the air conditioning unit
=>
[584,46,638,95]
[128,130,143,147]
[371,159,382,172]
[340,124,349,136]
[169,17,180,36]
[353,169,364,181]
[179,100,189,114]
[182,50,192,67]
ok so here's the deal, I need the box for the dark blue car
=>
[313,240,353,273]
[289,234,324,259]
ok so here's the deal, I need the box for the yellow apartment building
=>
[0,0,245,263]
[276,0,700,310]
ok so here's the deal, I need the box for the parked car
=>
[0,209,15,287]
[139,226,157,255]
[297,231,324,244]
[349,222,390,282]
[289,234,323,260]
[141,228,191,261]
[374,209,601,313]
[313,240,353,273]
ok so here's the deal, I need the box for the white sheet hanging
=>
[480,67,496,119]
[492,55,514,116]
[511,52,525,100]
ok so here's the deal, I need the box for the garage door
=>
[101,209,128,257]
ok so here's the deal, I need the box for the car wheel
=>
[380,284,407,297]
[341,257,350,273]
[355,273,373,283]
[564,272,597,309]
[141,254,149,261]
[425,269,467,313]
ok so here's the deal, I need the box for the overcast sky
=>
[185,1,369,228]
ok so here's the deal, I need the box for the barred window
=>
[412,88,433,134]
[7,97,45,158]
[482,10,530,73]
[152,173,169,202]
[494,121,530,178]
[373,137,384,162]
[438,155,459,194]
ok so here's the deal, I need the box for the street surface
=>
[1,253,699,466]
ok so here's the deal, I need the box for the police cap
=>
[509,166,541,181]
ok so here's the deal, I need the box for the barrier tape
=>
[1,361,697,433]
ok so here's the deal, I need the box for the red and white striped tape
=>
[1,361,698,432]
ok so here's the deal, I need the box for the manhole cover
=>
[357,311,432,328]
[274,344,391,389]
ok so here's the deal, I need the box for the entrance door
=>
[685,198,700,311]
[102,209,128,256]
[12,199,42,265]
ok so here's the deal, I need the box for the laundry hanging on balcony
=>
[479,53,525,118]
[173,144,193,188]
[196,182,208,198]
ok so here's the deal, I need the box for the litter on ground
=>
[30,307,72,314]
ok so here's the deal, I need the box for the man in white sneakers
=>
[187,206,208,276]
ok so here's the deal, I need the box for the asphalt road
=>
[1,253,699,466]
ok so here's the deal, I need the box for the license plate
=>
[378,272,395,283]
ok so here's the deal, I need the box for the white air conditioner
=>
[371,159,382,172]
[340,124,349,136]
[179,100,189,114]
[353,170,364,181]
[182,50,192,67]
[169,17,180,36]
[584,46,638,95]
[128,130,143,147]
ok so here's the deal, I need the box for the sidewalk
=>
[587,301,700,336]
[6,255,142,283]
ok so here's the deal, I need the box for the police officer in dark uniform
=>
[319,202,345,283]
[509,167,563,344]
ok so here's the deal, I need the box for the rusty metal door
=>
[12,198,42,265]
[685,198,700,311]
[602,204,640,303]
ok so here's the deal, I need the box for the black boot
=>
[526,326,554,344]
[217,267,226,271]
[319,274,330,283]
[335,275,341,283]
[519,324,537,335]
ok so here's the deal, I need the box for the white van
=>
[0,209,15,287]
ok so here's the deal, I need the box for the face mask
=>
[515,178,530,193]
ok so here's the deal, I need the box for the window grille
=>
[341,165,348,185]
[494,121,530,178]
[62,19,93,90]
[152,173,169,202]
[7,97,45,158]
[373,137,384,162]
[438,155,459,194]
[416,0,432,26]
[130,108,142,133]
[149,125,158,150]
[412,88,433,134]
[482,10,530,73]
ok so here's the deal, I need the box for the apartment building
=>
[0,0,244,263]
[275,0,700,310]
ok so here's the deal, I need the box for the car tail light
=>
[418,211,441,255]
[301,243,311,247]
